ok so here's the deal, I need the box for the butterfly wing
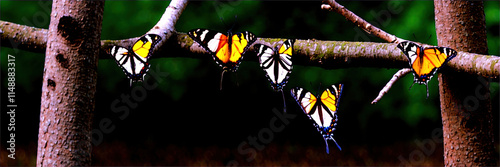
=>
[188,29,225,54]
[290,87,317,115]
[279,39,295,56]
[189,29,231,64]
[397,41,421,69]
[110,45,149,82]
[226,31,256,71]
[255,43,276,81]
[317,84,343,152]
[321,84,343,114]
[415,47,457,83]
[132,34,162,59]
[317,84,342,134]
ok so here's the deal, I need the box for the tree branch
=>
[146,0,187,53]
[0,21,48,53]
[371,68,412,104]
[101,0,188,54]
[321,0,405,44]
[1,22,499,80]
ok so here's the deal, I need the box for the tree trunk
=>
[36,0,104,166]
[434,1,496,166]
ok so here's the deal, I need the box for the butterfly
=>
[254,39,295,112]
[397,41,457,98]
[254,39,295,91]
[188,28,256,90]
[290,84,344,154]
[109,34,161,86]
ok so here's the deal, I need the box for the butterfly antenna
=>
[220,70,226,90]
[331,137,342,151]
[220,16,226,26]
[324,138,330,154]
[425,34,432,43]
[231,15,238,31]
[281,90,287,113]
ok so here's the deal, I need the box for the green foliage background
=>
[0,0,498,165]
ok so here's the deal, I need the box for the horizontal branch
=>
[0,21,48,53]
[1,20,499,79]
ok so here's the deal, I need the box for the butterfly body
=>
[109,34,161,84]
[255,39,295,91]
[291,84,344,154]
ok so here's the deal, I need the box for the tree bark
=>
[36,0,104,166]
[434,1,496,166]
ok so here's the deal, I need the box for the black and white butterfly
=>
[254,39,295,91]
[254,39,295,112]
[291,84,344,154]
[109,34,161,86]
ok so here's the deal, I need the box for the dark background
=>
[1,0,499,166]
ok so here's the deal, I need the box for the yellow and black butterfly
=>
[291,84,344,154]
[397,41,457,97]
[188,28,256,89]
[109,34,161,86]
[255,39,295,112]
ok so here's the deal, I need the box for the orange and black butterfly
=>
[397,41,457,97]
[188,29,256,89]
